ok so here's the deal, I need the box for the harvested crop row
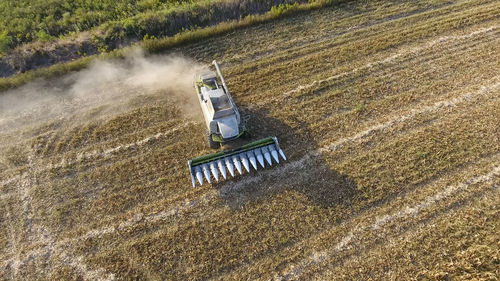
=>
[228,1,499,101]
[185,0,455,67]
[276,157,500,281]
[286,33,499,129]
[223,0,490,75]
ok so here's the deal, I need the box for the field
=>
[1,0,499,280]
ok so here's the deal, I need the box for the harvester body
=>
[194,66,243,145]
[188,60,286,187]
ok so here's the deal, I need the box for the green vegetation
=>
[0,0,195,49]
[0,31,12,53]
[354,102,365,114]
[269,2,300,17]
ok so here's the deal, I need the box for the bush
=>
[36,30,53,42]
[0,30,12,53]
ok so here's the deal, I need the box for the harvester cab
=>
[188,60,287,187]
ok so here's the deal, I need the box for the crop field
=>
[1,0,499,280]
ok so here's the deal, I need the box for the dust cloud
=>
[0,49,206,134]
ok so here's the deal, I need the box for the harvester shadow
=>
[213,107,357,210]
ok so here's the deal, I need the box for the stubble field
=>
[0,0,499,280]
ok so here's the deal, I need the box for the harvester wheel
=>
[208,134,219,149]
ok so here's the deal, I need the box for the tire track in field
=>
[258,24,499,106]
[36,78,500,253]
[264,32,499,137]
[275,163,500,280]
[0,121,198,271]
[307,28,498,104]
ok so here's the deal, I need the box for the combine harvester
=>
[188,60,286,187]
